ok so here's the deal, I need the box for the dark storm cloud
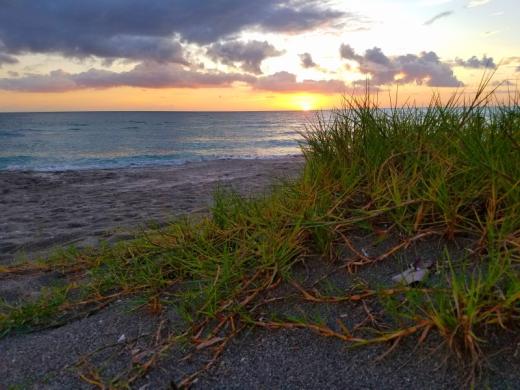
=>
[207,40,284,74]
[299,53,317,68]
[254,71,345,93]
[0,63,255,92]
[0,1,344,62]
[423,11,453,26]
[340,44,462,87]
[455,55,496,69]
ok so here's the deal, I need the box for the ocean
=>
[0,111,312,171]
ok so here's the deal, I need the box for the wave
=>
[0,111,306,172]
[0,130,23,138]
[1,152,303,172]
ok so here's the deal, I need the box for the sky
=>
[0,0,518,111]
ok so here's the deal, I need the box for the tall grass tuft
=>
[301,79,520,370]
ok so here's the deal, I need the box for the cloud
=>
[364,47,391,66]
[89,37,187,64]
[0,52,18,66]
[0,62,255,92]
[0,41,18,66]
[423,11,453,25]
[501,56,520,73]
[482,30,500,37]
[299,53,317,68]
[207,40,283,74]
[0,63,349,95]
[492,80,516,87]
[340,44,362,62]
[340,45,462,87]
[0,1,344,62]
[455,55,496,69]
[467,0,491,7]
[419,0,453,5]
[502,57,520,65]
[254,71,346,94]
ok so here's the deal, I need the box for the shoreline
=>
[0,156,304,264]
[0,153,304,173]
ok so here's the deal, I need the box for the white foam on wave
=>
[3,152,303,172]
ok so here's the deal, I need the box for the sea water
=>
[0,111,313,171]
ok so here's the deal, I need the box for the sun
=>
[287,94,323,111]
[293,95,314,111]
[300,100,312,111]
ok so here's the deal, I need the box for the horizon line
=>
[0,109,331,114]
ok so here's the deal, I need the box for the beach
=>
[0,157,303,264]
[1,1,518,388]
[0,158,468,389]
[1,157,312,388]
[1,101,519,389]
[1,156,519,389]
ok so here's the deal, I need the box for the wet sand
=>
[0,157,303,264]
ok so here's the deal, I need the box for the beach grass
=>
[1,77,519,387]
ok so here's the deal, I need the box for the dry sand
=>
[0,157,302,264]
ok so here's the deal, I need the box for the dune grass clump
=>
[0,80,519,386]
[301,81,520,368]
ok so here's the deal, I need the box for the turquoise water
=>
[0,111,311,171]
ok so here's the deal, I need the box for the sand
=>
[0,157,303,264]
[1,157,519,389]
